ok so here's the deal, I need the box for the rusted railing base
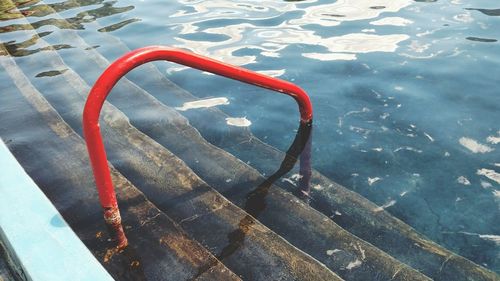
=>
[104,207,128,249]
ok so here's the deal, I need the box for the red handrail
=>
[83,46,313,248]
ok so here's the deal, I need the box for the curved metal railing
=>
[82,46,313,248]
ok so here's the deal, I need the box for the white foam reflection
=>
[457,176,471,185]
[460,232,500,245]
[302,52,357,61]
[370,17,413,26]
[373,199,397,212]
[166,0,412,65]
[493,190,500,199]
[256,69,285,77]
[479,235,500,245]
[175,97,229,111]
[175,0,294,18]
[322,33,409,53]
[346,259,362,270]
[459,137,494,154]
[486,131,500,145]
[226,117,252,127]
[368,177,382,186]
[477,169,500,185]
[290,0,412,27]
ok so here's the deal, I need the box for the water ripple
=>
[165,0,412,65]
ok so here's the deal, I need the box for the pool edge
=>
[0,139,114,281]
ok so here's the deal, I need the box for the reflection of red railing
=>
[82,46,313,248]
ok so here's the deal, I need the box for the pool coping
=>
[0,139,113,281]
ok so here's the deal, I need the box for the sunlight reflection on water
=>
[166,0,413,69]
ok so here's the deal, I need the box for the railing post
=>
[83,46,313,248]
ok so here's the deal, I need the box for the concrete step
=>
[0,242,18,281]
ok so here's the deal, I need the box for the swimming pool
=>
[1,0,499,279]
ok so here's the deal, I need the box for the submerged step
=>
[0,243,17,281]
[3,1,499,280]
[0,48,240,281]
[22,9,432,281]
[80,29,498,281]
[78,52,431,280]
[1,20,342,281]
[38,21,498,281]
[88,28,499,281]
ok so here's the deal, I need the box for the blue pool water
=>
[1,0,499,274]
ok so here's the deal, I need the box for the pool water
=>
[1,0,499,274]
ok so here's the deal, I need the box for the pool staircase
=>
[0,1,499,280]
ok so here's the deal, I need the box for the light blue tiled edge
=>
[0,139,114,281]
